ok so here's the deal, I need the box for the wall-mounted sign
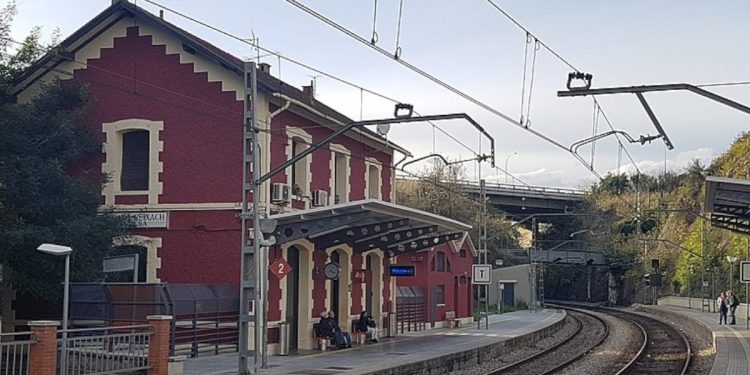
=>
[270,257,292,280]
[352,269,367,284]
[114,211,169,228]
[389,265,416,277]
[410,256,424,262]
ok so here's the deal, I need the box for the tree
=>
[0,3,127,302]
[395,159,520,265]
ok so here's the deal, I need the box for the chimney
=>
[302,80,315,102]
[258,62,271,74]
[159,10,164,19]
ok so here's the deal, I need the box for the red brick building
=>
[11,0,474,351]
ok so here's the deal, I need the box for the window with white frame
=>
[101,119,164,206]
[286,127,312,199]
[329,143,350,205]
[365,158,382,200]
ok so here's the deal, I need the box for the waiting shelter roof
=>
[267,199,471,256]
[704,176,750,235]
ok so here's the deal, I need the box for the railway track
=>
[605,308,691,375]
[484,307,609,375]
[483,304,691,375]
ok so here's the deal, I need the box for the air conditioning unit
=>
[312,190,329,207]
[271,183,290,204]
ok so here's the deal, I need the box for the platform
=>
[183,309,566,375]
[657,297,750,375]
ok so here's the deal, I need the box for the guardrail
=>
[396,176,587,197]
[60,325,151,375]
[0,331,34,375]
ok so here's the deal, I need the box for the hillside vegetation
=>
[588,132,750,299]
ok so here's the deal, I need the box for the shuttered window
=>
[120,130,149,191]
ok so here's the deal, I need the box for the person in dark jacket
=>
[718,292,729,325]
[356,311,379,343]
[327,310,352,348]
[728,290,740,325]
[317,311,334,339]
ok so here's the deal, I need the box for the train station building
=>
[9,0,475,352]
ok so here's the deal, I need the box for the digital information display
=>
[389,265,416,277]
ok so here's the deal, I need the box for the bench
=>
[312,323,334,351]
[445,311,460,328]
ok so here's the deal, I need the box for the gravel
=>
[633,306,715,375]
[556,308,641,375]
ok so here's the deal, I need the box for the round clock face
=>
[324,263,340,280]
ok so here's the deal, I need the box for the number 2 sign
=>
[270,257,292,279]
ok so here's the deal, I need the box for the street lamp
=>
[37,243,72,375]
[504,152,517,184]
[727,255,739,291]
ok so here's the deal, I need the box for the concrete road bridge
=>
[459,180,588,218]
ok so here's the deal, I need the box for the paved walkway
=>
[183,309,565,375]
[657,297,750,375]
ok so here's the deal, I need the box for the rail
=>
[59,325,151,375]
[0,331,34,375]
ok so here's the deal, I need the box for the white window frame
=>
[102,119,164,206]
[365,157,382,200]
[285,126,313,203]
[329,143,351,205]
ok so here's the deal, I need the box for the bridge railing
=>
[458,179,587,197]
[396,176,587,196]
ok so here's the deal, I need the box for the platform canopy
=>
[705,176,750,235]
[266,199,471,256]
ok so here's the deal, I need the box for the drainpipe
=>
[261,98,289,368]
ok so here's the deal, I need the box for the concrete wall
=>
[489,265,531,307]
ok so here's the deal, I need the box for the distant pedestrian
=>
[728,290,740,325]
[718,292,728,325]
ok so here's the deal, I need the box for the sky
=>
[8,0,750,189]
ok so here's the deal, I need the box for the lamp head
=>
[37,243,73,256]
[727,255,739,263]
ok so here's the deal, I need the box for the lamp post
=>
[37,243,72,375]
[727,255,739,292]
[688,264,695,309]
[504,152,517,184]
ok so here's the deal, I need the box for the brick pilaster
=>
[147,315,173,375]
[28,320,59,375]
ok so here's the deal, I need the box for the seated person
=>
[317,311,334,340]
[356,311,378,343]
[327,310,352,348]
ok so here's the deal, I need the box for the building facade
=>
[12,0,474,351]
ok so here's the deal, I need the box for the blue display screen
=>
[389,265,416,277]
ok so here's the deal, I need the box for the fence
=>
[396,286,426,333]
[69,283,238,358]
[0,316,171,375]
[0,331,34,375]
[60,325,151,375]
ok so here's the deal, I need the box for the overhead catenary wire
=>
[394,0,404,59]
[138,0,488,164]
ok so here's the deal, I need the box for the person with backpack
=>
[327,310,352,349]
[728,290,740,325]
[718,292,729,325]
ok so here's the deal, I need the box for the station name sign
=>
[113,211,169,228]
[389,265,416,277]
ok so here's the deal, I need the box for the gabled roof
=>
[13,0,410,156]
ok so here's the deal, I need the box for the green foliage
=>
[395,159,520,264]
[0,4,127,301]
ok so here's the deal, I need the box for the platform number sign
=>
[270,257,292,280]
[472,264,492,285]
[741,261,750,284]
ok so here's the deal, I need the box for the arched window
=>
[435,251,446,272]
[459,249,467,258]
[120,130,150,191]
